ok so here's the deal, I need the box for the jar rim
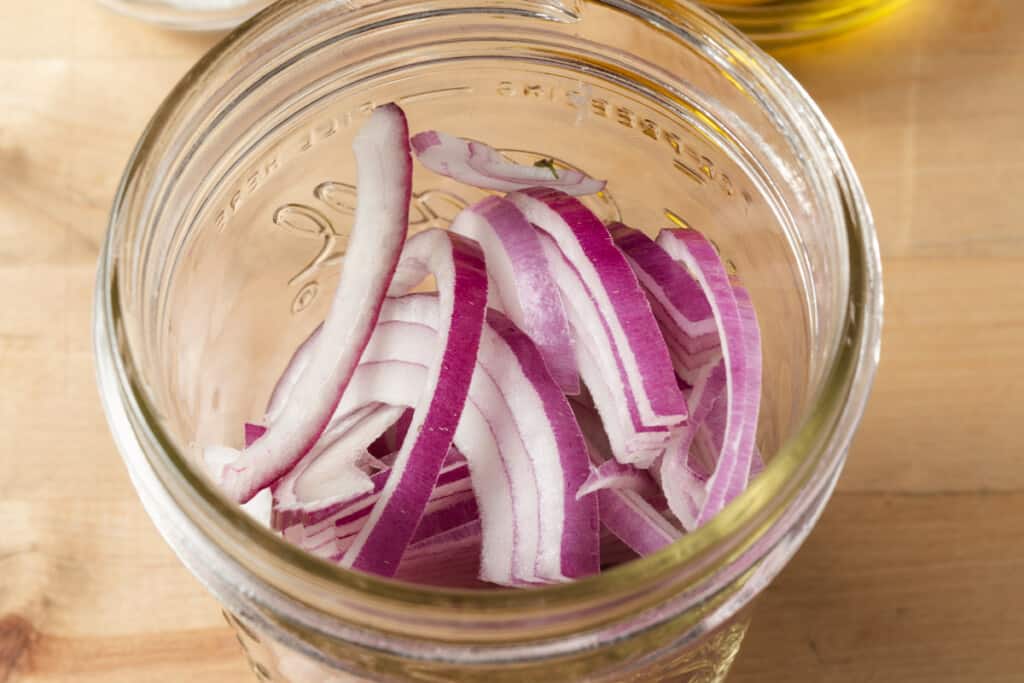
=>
[94,0,881,633]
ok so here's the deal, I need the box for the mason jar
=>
[93,0,882,680]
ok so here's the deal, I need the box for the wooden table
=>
[1,1,1021,681]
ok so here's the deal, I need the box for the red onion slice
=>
[723,284,762,500]
[271,404,407,520]
[396,520,484,588]
[340,354,539,585]
[332,294,597,584]
[508,189,686,432]
[341,231,488,577]
[287,459,472,548]
[485,309,599,581]
[596,488,679,557]
[244,422,267,447]
[411,130,606,196]
[451,196,579,393]
[536,232,671,466]
[578,459,661,500]
[656,229,758,528]
[682,285,763,516]
[573,406,681,556]
[220,104,412,503]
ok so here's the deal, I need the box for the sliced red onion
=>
[569,406,681,556]
[656,229,758,528]
[722,284,762,501]
[325,353,526,584]
[331,294,597,584]
[536,232,671,467]
[606,226,743,531]
[243,422,267,448]
[328,295,533,581]
[578,459,661,500]
[409,496,480,545]
[333,489,479,557]
[681,285,762,515]
[396,520,485,588]
[341,231,488,576]
[507,189,684,430]
[485,308,598,581]
[657,359,728,530]
[450,196,578,393]
[288,459,472,551]
[220,104,412,503]
[610,225,719,348]
[610,223,722,387]
[655,439,705,530]
[509,189,686,431]
[271,404,407,520]
[596,488,680,557]
[411,130,605,196]
[270,403,386,529]
[404,519,481,560]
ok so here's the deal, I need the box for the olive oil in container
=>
[702,0,908,45]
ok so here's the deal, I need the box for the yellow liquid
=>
[700,0,908,46]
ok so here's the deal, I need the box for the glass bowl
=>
[701,0,908,46]
[93,0,882,680]
[98,0,273,31]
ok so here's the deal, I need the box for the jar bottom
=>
[222,608,752,683]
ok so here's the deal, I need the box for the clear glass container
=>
[701,0,908,45]
[93,0,882,680]
[98,0,273,31]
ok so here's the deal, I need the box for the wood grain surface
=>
[1,1,1021,681]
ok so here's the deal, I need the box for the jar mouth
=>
[94,0,881,629]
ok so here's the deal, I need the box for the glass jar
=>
[701,0,908,45]
[93,0,882,680]
[97,0,273,30]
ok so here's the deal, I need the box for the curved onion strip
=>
[450,196,578,393]
[287,459,472,551]
[535,232,670,467]
[340,231,488,576]
[656,229,757,527]
[333,341,534,583]
[395,520,485,588]
[610,224,720,360]
[507,188,686,430]
[723,284,762,501]
[332,294,597,583]
[411,130,605,196]
[578,459,660,500]
[571,404,681,556]
[485,309,598,580]
[680,285,762,516]
[596,488,679,557]
[220,104,412,503]
[271,404,407,518]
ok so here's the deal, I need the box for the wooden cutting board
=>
[1,1,1021,681]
